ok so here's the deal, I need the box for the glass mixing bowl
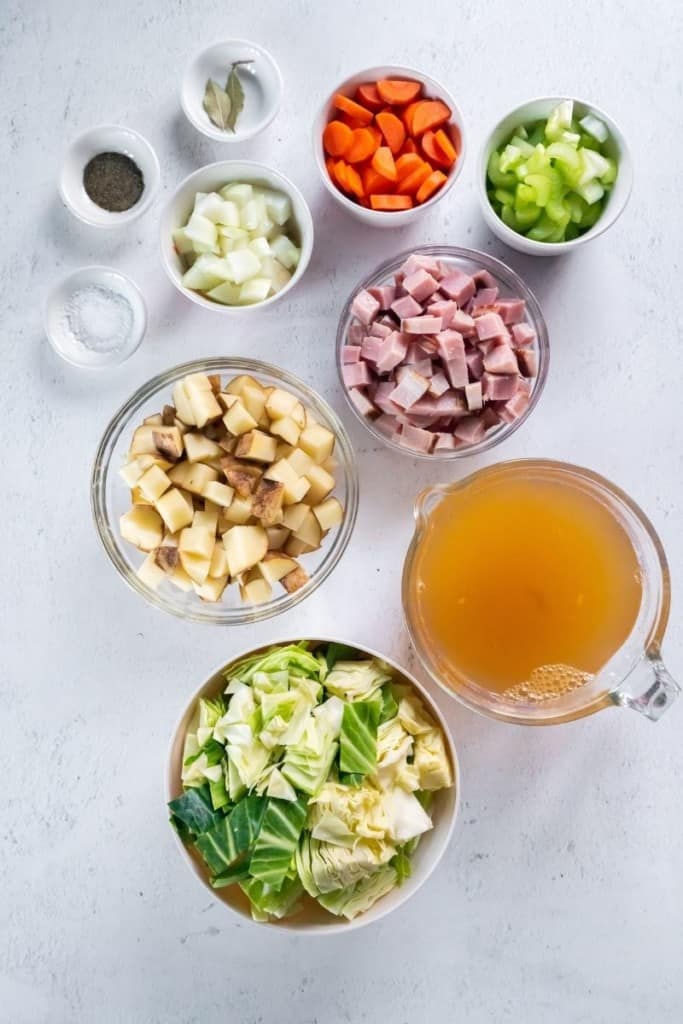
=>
[91,358,359,624]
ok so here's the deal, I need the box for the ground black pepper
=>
[83,152,144,212]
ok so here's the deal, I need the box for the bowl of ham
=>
[336,246,549,458]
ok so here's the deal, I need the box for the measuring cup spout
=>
[614,649,680,721]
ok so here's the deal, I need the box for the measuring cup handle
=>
[614,651,680,721]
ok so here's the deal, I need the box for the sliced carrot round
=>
[362,165,395,195]
[333,159,351,193]
[396,161,433,195]
[345,127,379,164]
[421,130,451,168]
[416,169,448,204]
[323,120,353,158]
[376,111,406,155]
[344,164,364,199]
[332,93,373,126]
[395,153,423,180]
[411,99,452,136]
[371,146,397,183]
[401,137,418,156]
[434,128,457,167]
[355,83,384,111]
[402,101,421,135]
[376,79,423,105]
[370,194,414,211]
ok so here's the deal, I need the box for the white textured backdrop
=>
[2,0,682,1021]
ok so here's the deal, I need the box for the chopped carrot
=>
[344,164,364,198]
[434,128,457,167]
[371,146,397,183]
[395,153,423,179]
[338,113,368,131]
[355,83,384,111]
[333,93,374,126]
[396,161,433,195]
[362,165,395,195]
[325,157,337,178]
[376,79,422,105]
[358,196,371,208]
[370,194,414,211]
[416,169,448,203]
[345,127,379,164]
[333,159,351,192]
[323,120,353,158]
[411,100,452,136]
[402,100,421,135]
[421,130,450,168]
[376,111,406,155]
[367,123,383,148]
[401,138,418,155]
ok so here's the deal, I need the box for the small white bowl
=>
[45,266,147,368]
[478,96,633,255]
[313,65,466,228]
[166,637,460,934]
[182,40,282,143]
[160,160,313,314]
[59,125,160,228]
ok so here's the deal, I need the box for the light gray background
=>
[3,1,682,1021]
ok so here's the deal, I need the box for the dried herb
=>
[83,152,144,212]
[202,60,254,133]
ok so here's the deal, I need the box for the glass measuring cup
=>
[402,460,679,725]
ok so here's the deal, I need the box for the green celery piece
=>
[498,143,525,174]
[566,193,588,224]
[240,875,304,921]
[579,132,601,152]
[545,198,571,226]
[494,188,516,207]
[600,157,617,185]
[516,123,528,140]
[514,161,530,181]
[168,785,221,838]
[564,223,581,241]
[486,150,516,189]
[514,203,542,228]
[501,204,522,232]
[524,173,552,207]
[249,795,309,888]
[325,642,360,671]
[526,121,546,146]
[509,135,534,156]
[579,199,603,228]
[194,795,267,876]
[527,145,551,175]
[526,213,558,241]
[516,182,535,206]
[209,775,230,811]
[339,699,381,776]
[379,684,398,725]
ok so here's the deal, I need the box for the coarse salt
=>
[62,284,134,354]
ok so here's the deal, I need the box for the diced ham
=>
[475,312,507,341]
[499,389,531,423]
[376,332,408,373]
[409,358,433,378]
[403,268,440,303]
[516,348,538,377]
[369,285,397,309]
[399,423,435,454]
[481,372,519,400]
[465,349,484,380]
[402,315,443,334]
[342,362,372,388]
[483,344,519,375]
[465,381,483,411]
[482,406,502,429]
[444,353,468,389]
[512,322,537,346]
[374,413,395,435]
[370,321,392,339]
[389,371,430,410]
[405,342,424,363]
[342,346,362,364]
[348,323,364,345]
[473,269,498,290]
[428,300,458,327]
[374,381,398,414]
[478,338,503,356]
[351,289,380,326]
[471,287,499,309]
[435,391,467,417]
[401,395,439,415]
[434,432,458,451]
[450,309,476,336]
[439,268,476,304]
[454,416,486,444]
[400,254,441,277]
[360,336,383,362]
[349,388,377,418]
[391,294,423,320]
[435,329,465,362]
[428,370,450,397]
[496,299,526,324]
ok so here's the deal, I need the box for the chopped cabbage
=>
[413,728,453,790]
[324,660,391,702]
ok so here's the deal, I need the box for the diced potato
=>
[151,426,184,462]
[226,374,264,397]
[286,448,314,477]
[156,488,194,533]
[179,550,211,585]
[274,441,294,461]
[283,476,311,505]
[209,544,229,578]
[144,414,163,426]
[223,525,268,576]
[282,503,310,533]
[168,563,194,592]
[179,526,215,560]
[129,424,159,456]
[305,465,335,505]
[221,457,262,497]
[265,387,299,420]
[173,381,195,425]
[293,509,322,549]
[136,551,167,590]
[224,495,254,525]
[202,481,235,508]
[184,432,224,464]
[299,424,335,463]
[252,479,285,526]
[193,503,219,534]
[313,497,344,532]
[284,535,317,557]
[168,461,218,495]
[119,458,147,487]
[131,486,153,507]
[218,392,240,412]
[266,526,290,550]
[155,542,180,573]
[235,429,277,463]
[241,383,268,424]
[258,551,298,584]
[264,458,299,488]
[137,464,172,503]
[281,563,310,594]
[269,416,301,447]
[194,575,229,602]
[184,374,223,429]
[120,507,163,551]
[240,576,272,605]
[223,400,258,437]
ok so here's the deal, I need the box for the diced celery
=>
[526,121,546,146]
[499,144,525,173]
[487,150,516,188]
[564,223,581,241]
[516,124,528,140]
[577,149,611,186]
[494,188,516,207]
[575,179,605,205]
[501,204,522,231]
[579,132,601,151]
[516,183,536,206]
[527,145,551,175]
[600,157,617,185]
[560,130,581,146]
[547,142,583,176]
[579,200,603,228]
[566,193,588,224]
[514,203,542,228]
[579,113,608,144]
[545,198,571,227]
[527,214,559,241]
[544,100,574,141]
[510,135,535,156]
[514,162,530,180]
[525,173,552,207]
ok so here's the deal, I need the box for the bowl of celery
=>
[167,638,459,931]
[478,97,632,254]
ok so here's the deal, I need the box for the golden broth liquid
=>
[408,474,643,702]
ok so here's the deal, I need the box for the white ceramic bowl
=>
[181,39,283,143]
[166,637,460,933]
[160,161,313,314]
[59,125,160,228]
[313,65,466,228]
[478,96,633,255]
[45,266,147,368]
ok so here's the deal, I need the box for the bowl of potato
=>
[91,358,359,623]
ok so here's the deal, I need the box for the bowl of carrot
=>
[313,66,466,227]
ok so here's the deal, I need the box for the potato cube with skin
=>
[223,525,268,577]
[266,526,290,550]
[224,494,254,525]
[240,383,268,424]
[264,458,310,505]
[313,497,344,532]
[193,503,218,534]
[137,464,172,503]
[120,507,163,552]
[281,563,310,594]
[155,488,194,533]
[258,551,298,584]
[194,575,229,602]
[172,381,196,425]
[265,387,299,421]
[252,479,285,526]
[226,374,263,397]
[290,402,306,429]
[221,457,262,498]
[184,374,223,429]
[240,577,272,605]
[179,527,215,561]
[284,535,316,557]
[152,427,184,462]
[305,465,335,505]
[202,481,235,508]
[299,424,335,464]
[144,414,163,426]
[155,542,179,573]
[293,510,322,549]
[235,429,277,463]
[168,461,218,496]
[129,425,159,456]
[184,432,224,463]
[223,401,258,437]
[179,550,211,585]
[283,503,310,533]
[209,544,229,579]
[269,417,301,447]
[286,448,314,477]
[137,552,167,590]
[274,441,294,461]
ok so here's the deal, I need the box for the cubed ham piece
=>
[403,395,438,416]
[342,362,372,388]
[435,391,467,417]
[370,321,392,339]
[511,322,537,346]
[409,358,433,378]
[478,337,504,356]
[473,269,498,290]
[402,315,443,334]
[428,370,450,397]
[471,287,499,309]
[454,416,486,445]
[374,413,395,435]
[439,269,476,304]
[434,432,458,451]
[398,423,435,454]
[428,300,458,327]
[342,346,362,364]
[400,253,441,277]
[349,388,377,418]
[389,371,430,410]
[465,349,484,380]
[516,348,538,377]
[465,382,483,411]
[499,389,531,423]
[450,309,476,336]
[483,344,519,375]
[444,353,468,389]
[351,289,380,326]
[403,268,440,303]
[391,294,423,320]
[435,329,465,361]
[374,381,398,414]
[475,312,507,341]
[482,406,502,429]
[361,336,383,362]
[376,332,409,373]
[405,342,425,363]
[482,372,519,401]
[369,285,397,309]
[497,299,527,324]
[348,323,364,345]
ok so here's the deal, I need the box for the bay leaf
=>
[203,78,232,130]
[225,60,253,132]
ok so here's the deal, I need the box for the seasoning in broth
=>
[408,472,643,701]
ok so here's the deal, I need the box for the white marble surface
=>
[3,1,682,1021]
